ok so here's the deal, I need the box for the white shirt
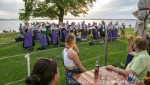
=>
[18,25,22,30]
[108,25,113,30]
[59,25,63,29]
[120,25,125,30]
[69,25,77,30]
[62,48,75,67]
[40,27,46,31]
[114,24,119,30]
[66,23,69,28]
[80,24,87,30]
[100,24,107,31]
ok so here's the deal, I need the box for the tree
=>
[19,0,96,23]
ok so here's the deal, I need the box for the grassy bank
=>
[0,28,149,85]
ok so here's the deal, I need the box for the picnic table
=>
[73,66,144,85]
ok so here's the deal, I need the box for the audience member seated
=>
[106,35,150,81]
[12,29,16,32]
[62,33,87,85]
[15,34,24,42]
[25,58,59,85]
[3,30,8,33]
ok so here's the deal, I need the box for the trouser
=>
[65,68,81,85]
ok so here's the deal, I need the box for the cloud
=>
[0,0,139,19]
[79,0,139,19]
[118,5,137,11]
[0,10,8,16]
[0,0,24,19]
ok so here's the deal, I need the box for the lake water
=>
[0,19,150,33]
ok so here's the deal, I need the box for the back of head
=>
[25,58,58,85]
[135,36,149,50]
[65,33,76,48]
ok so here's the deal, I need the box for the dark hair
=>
[134,37,149,50]
[25,58,58,85]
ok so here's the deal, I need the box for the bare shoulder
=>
[68,50,78,59]
[68,50,77,56]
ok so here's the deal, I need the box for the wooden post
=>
[104,30,108,66]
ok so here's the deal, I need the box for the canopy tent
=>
[133,0,150,38]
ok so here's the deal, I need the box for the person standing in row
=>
[120,23,126,38]
[69,22,77,36]
[92,22,99,40]
[66,21,70,28]
[113,22,119,40]
[32,22,39,41]
[108,22,113,41]
[38,23,49,50]
[100,21,107,43]
[59,22,68,46]
[23,23,35,50]
[18,23,23,35]
[80,21,87,40]
[51,24,59,45]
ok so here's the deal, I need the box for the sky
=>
[0,0,139,19]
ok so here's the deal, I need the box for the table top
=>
[73,67,144,85]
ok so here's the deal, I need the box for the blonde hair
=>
[65,33,76,48]
[134,36,149,50]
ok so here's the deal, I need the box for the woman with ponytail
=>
[62,33,86,85]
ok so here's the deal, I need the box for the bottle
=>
[144,71,150,85]
[94,56,99,74]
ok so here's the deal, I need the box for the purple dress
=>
[108,30,113,41]
[60,28,68,42]
[51,31,58,45]
[34,30,39,40]
[112,29,117,40]
[39,33,48,47]
[23,31,33,48]
[93,29,99,40]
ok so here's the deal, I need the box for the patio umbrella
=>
[133,0,150,38]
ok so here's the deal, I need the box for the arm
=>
[105,65,135,76]
[73,44,79,55]
[127,35,133,54]
[69,51,86,72]
[118,69,135,76]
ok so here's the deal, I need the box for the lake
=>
[0,19,150,33]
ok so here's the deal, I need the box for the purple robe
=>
[34,31,39,40]
[63,30,67,38]
[51,31,58,45]
[39,33,48,46]
[108,30,113,41]
[112,29,117,40]
[23,32,33,48]
[60,29,68,42]
[59,31,62,40]
[94,29,99,40]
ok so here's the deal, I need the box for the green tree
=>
[19,0,96,22]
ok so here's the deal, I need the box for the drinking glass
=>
[112,70,118,78]
[98,73,107,85]
[116,75,124,85]
[101,73,107,85]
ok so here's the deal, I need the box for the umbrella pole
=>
[25,54,30,77]
[104,30,108,66]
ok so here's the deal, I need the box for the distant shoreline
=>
[0,19,137,20]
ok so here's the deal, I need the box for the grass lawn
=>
[0,28,149,85]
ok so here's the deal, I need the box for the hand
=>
[105,65,116,71]
[127,35,132,41]
[73,44,77,48]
